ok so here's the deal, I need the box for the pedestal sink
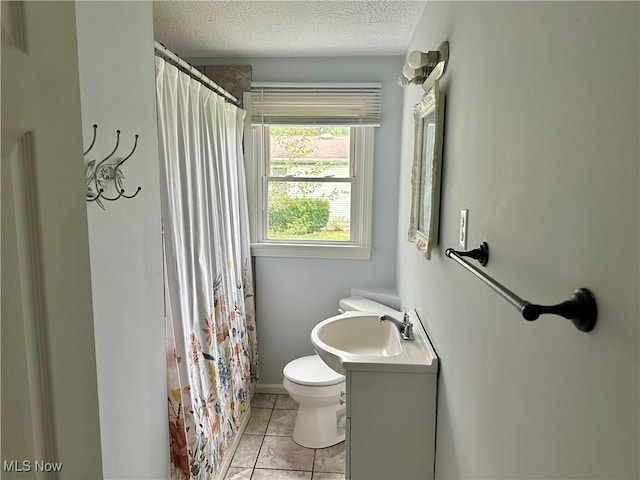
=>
[311,310,438,375]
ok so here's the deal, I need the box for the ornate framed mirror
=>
[408,64,445,259]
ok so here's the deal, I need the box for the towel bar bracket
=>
[454,241,489,266]
[521,288,597,332]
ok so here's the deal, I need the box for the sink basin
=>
[311,311,438,375]
[315,314,402,354]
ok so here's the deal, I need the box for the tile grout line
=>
[244,394,272,477]
[312,446,317,479]
[252,396,276,474]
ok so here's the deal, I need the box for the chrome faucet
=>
[379,309,414,341]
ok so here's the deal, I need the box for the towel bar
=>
[445,243,597,332]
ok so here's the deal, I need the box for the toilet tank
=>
[338,296,399,314]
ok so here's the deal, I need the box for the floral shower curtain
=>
[155,57,258,479]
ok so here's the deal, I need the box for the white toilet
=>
[282,295,398,448]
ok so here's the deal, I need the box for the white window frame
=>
[244,92,374,259]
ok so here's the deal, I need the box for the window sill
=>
[251,242,371,260]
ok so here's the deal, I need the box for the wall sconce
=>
[399,41,449,86]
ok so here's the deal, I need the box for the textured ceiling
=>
[153,1,426,58]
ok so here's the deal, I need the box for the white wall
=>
[191,56,405,384]
[398,2,639,478]
[76,3,169,478]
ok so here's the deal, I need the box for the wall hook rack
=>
[84,124,142,210]
[445,242,597,332]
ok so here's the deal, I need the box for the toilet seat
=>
[283,355,344,386]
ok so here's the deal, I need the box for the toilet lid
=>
[283,355,345,386]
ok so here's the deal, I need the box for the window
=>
[244,83,381,259]
[267,126,352,242]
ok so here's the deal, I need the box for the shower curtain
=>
[155,57,258,479]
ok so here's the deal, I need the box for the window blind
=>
[250,83,382,126]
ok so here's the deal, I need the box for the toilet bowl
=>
[282,295,399,448]
[283,354,345,448]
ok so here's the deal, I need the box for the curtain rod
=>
[154,41,239,105]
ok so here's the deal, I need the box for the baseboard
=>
[255,383,287,395]
[214,403,252,480]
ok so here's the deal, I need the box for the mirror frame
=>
[408,63,445,260]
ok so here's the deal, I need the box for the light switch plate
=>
[459,209,468,249]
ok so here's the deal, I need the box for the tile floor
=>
[225,393,345,480]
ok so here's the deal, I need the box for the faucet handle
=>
[403,322,414,340]
[401,309,415,341]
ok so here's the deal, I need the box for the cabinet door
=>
[347,371,436,480]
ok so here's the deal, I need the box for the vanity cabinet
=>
[311,306,439,479]
[345,368,438,480]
